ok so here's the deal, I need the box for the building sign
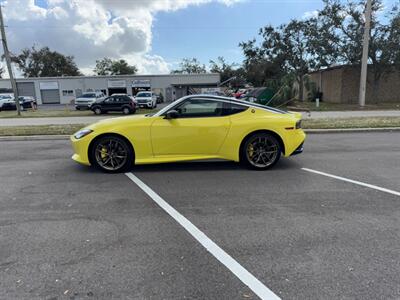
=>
[201,87,221,94]
[39,81,59,90]
[108,80,126,88]
[132,79,151,88]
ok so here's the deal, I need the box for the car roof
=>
[155,94,288,116]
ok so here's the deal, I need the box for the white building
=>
[0,73,220,105]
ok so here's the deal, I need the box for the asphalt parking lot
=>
[0,132,399,300]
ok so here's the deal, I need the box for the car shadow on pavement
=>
[131,158,301,173]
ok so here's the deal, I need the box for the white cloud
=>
[2,0,243,75]
[302,10,318,19]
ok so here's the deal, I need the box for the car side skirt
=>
[135,155,227,165]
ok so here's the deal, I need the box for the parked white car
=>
[75,92,105,110]
[135,91,157,109]
[0,94,15,110]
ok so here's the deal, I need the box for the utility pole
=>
[358,0,372,107]
[0,4,20,115]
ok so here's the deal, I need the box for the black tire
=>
[240,132,281,170]
[93,106,102,115]
[76,107,81,111]
[122,106,131,115]
[90,135,134,173]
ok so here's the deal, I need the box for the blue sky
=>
[151,0,323,66]
[6,0,398,74]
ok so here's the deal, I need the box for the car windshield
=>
[80,93,96,98]
[137,93,151,97]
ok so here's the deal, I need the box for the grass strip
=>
[0,117,399,136]
[303,117,400,129]
[0,124,85,136]
[0,108,157,118]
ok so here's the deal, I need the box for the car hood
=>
[86,114,149,130]
[76,97,96,101]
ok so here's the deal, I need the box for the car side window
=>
[104,97,114,103]
[174,98,224,118]
[226,103,248,116]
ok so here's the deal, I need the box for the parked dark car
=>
[90,94,136,115]
[19,96,37,109]
[0,96,37,111]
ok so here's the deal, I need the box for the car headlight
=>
[295,120,302,129]
[74,129,93,139]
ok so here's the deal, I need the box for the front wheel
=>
[90,135,134,173]
[93,106,102,115]
[240,132,281,170]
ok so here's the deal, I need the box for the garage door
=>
[41,89,60,104]
[17,82,36,99]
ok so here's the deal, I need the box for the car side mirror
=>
[164,110,179,119]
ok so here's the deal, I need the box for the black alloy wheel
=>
[241,132,281,170]
[91,136,134,173]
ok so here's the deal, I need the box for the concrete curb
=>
[304,127,400,133]
[1,127,400,141]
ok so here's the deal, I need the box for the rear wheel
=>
[240,132,281,170]
[122,107,131,115]
[90,135,134,173]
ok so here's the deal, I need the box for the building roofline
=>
[0,73,221,81]
[308,63,399,74]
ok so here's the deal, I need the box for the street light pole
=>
[358,0,372,107]
[0,4,20,115]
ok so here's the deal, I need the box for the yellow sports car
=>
[71,95,306,172]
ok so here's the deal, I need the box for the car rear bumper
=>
[290,142,304,156]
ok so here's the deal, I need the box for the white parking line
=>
[302,168,400,197]
[125,172,280,300]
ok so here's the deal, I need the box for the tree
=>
[209,56,246,87]
[310,0,400,102]
[240,0,400,102]
[171,58,206,74]
[11,46,81,77]
[94,58,137,75]
[240,20,318,100]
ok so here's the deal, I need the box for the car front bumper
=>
[75,104,92,109]
[70,135,91,166]
[138,102,153,108]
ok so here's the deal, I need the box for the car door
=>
[150,98,231,156]
[103,96,119,111]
